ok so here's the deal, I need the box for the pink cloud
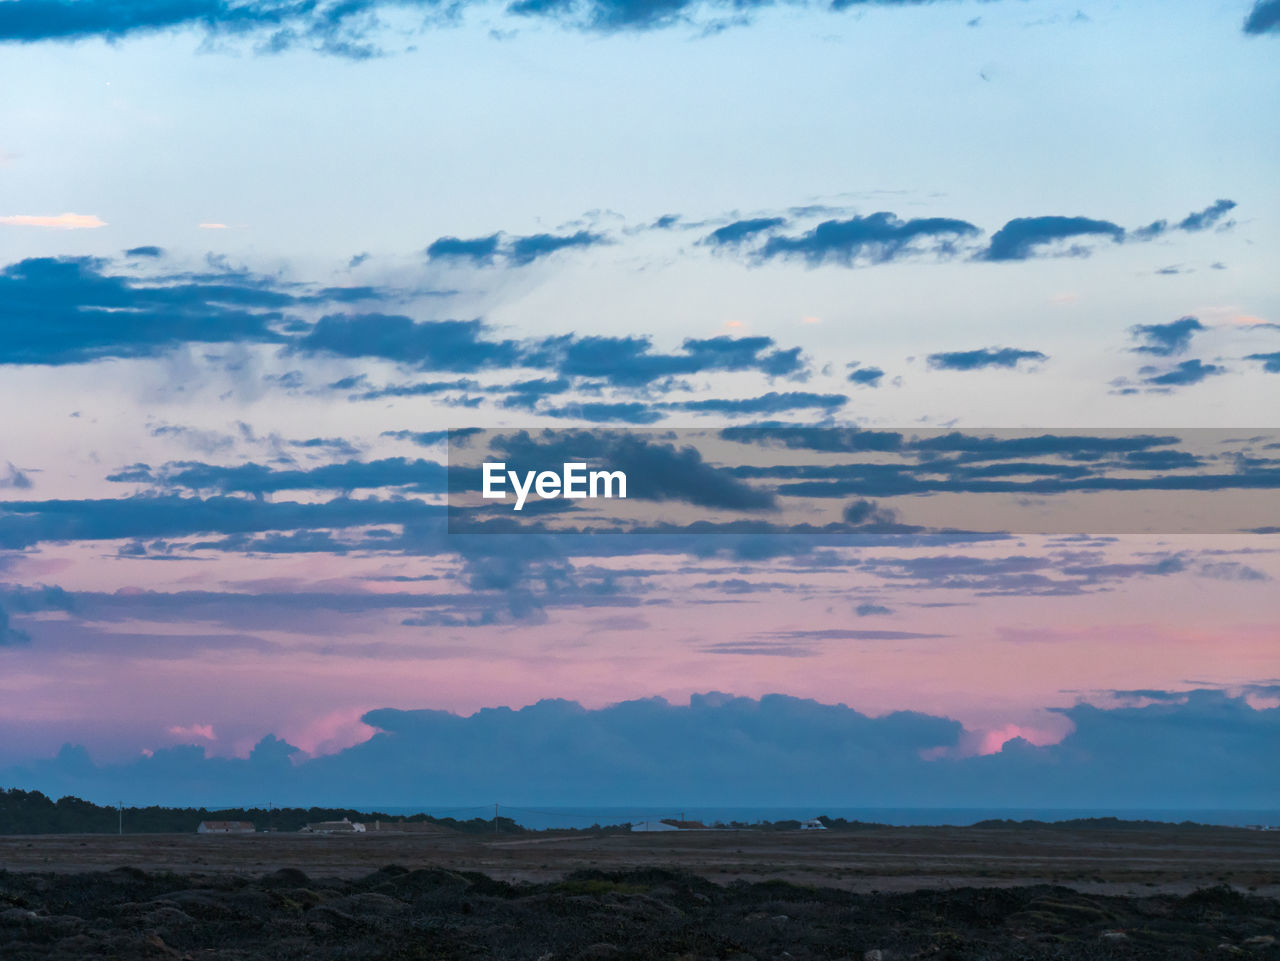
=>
[969,723,1067,756]
[168,723,216,742]
[278,707,378,757]
[0,213,106,229]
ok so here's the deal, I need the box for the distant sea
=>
[375,806,1280,830]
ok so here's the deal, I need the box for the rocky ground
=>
[2,863,1279,961]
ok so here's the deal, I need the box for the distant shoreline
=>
[4,788,1279,835]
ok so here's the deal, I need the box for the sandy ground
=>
[3,825,1279,896]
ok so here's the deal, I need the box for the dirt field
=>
[4,828,1280,960]
[3,824,1279,897]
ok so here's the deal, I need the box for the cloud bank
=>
[3,689,1276,808]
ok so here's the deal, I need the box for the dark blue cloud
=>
[0,495,444,551]
[852,552,1190,597]
[296,314,522,370]
[1246,351,1280,373]
[425,234,501,265]
[1178,198,1237,231]
[0,0,241,42]
[1132,199,1239,240]
[110,458,447,496]
[423,230,607,267]
[351,379,479,400]
[1120,448,1204,471]
[0,0,432,57]
[665,391,847,415]
[382,429,468,445]
[1129,316,1204,356]
[289,436,362,456]
[0,0,1269,55]
[907,432,1178,460]
[757,212,979,266]
[855,602,892,616]
[1245,0,1280,33]
[720,426,907,453]
[537,401,663,424]
[496,377,575,410]
[1142,359,1224,387]
[0,256,288,365]
[980,216,1125,261]
[504,0,712,31]
[122,245,164,258]
[842,499,901,528]
[703,217,787,247]
[927,347,1047,371]
[507,230,606,265]
[847,365,884,387]
[537,334,805,385]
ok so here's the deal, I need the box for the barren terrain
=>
[3,827,1278,960]
[3,825,1278,896]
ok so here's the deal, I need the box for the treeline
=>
[0,788,524,835]
[971,816,1216,831]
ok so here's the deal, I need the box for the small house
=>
[630,819,709,832]
[300,817,367,834]
[197,820,255,834]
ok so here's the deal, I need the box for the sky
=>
[0,0,1278,810]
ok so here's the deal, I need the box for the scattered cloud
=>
[0,256,290,365]
[1246,352,1280,373]
[847,365,885,388]
[425,230,607,267]
[1129,316,1204,356]
[755,212,979,267]
[0,0,1269,56]
[1245,0,1280,34]
[1132,199,1238,240]
[0,463,33,490]
[927,347,1047,371]
[108,457,447,496]
[1141,358,1225,388]
[297,314,523,371]
[703,217,787,247]
[663,391,847,416]
[980,215,1124,261]
[1178,198,1237,231]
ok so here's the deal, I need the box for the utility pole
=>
[494,802,499,833]
[118,801,123,835]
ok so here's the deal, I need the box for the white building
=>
[630,819,708,832]
[630,820,680,832]
[197,820,255,834]
[300,817,367,834]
